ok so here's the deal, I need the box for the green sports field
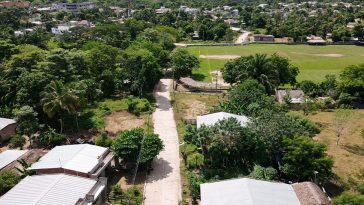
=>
[186,44,364,82]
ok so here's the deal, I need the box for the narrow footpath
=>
[143,79,182,205]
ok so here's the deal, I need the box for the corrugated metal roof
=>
[0,118,16,130]
[0,150,28,170]
[196,112,250,128]
[201,178,301,205]
[0,174,98,205]
[30,144,108,174]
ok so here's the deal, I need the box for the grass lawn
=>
[292,110,364,187]
[186,44,364,83]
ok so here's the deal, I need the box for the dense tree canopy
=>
[222,54,299,93]
[281,136,333,181]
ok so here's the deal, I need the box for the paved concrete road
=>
[143,79,182,205]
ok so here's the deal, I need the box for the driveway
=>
[236,31,252,44]
[143,79,182,205]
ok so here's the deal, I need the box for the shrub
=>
[9,134,26,149]
[249,165,265,179]
[122,186,143,205]
[357,183,364,195]
[361,129,364,140]
[38,127,66,148]
[127,97,152,117]
[108,184,123,202]
[187,153,204,169]
[292,115,320,137]
[95,132,113,147]
[264,167,278,180]
[0,171,21,195]
[187,171,205,202]
[337,92,355,108]
[334,191,364,205]
[249,165,278,180]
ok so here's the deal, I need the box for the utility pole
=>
[215,72,218,91]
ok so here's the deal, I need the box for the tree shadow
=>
[342,144,364,156]
[323,180,345,198]
[146,158,173,182]
[192,73,207,82]
[154,80,173,111]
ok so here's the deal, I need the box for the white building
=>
[30,144,114,178]
[196,112,250,128]
[201,178,301,205]
[52,2,96,13]
[180,5,199,16]
[155,6,171,14]
[51,25,71,35]
[201,178,331,205]
[0,150,28,170]
[0,174,106,205]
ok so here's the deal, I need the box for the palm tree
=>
[41,80,80,133]
[250,54,275,93]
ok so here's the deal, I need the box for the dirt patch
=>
[313,54,344,57]
[108,170,147,190]
[105,111,145,136]
[211,70,230,86]
[290,52,345,58]
[183,100,209,119]
[199,54,240,60]
[307,110,364,182]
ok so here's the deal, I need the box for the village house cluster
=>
[0,143,115,205]
[2,0,363,44]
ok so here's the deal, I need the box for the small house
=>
[197,112,250,128]
[0,118,17,144]
[155,6,171,14]
[253,34,275,42]
[0,174,107,205]
[307,36,327,45]
[29,144,114,179]
[200,178,330,205]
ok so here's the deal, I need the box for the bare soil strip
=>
[199,54,241,60]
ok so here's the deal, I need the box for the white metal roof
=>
[196,112,250,128]
[30,144,108,174]
[0,150,27,170]
[201,178,301,205]
[0,174,98,205]
[0,118,16,130]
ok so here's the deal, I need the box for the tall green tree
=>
[170,49,200,80]
[281,136,333,181]
[339,64,364,104]
[353,24,364,40]
[112,128,164,167]
[13,106,39,147]
[222,54,298,93]
[41,80,80,133]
